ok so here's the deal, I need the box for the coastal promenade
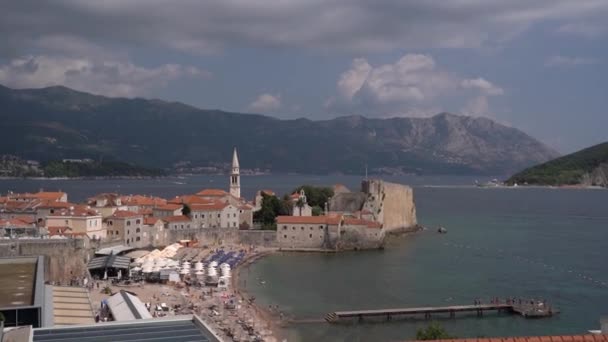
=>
[325,302,557,323]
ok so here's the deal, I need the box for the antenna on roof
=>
[364,163,368,181]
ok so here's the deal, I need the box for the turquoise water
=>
[240,187,608,341]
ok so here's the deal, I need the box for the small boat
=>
[438,227,447,234]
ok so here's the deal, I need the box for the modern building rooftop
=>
[106,290,152,321]
[0,256,47,328]
[33,315,221,342]
[0,257,36,308]
[51,286,95,326]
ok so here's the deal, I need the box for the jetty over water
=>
[325,302,557,323]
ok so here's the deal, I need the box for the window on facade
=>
[136,219,141,224]
[319,226,323,230]
[127,221,131,226]
[301,227,304,230]
[309,234,312,238]
[283,234,287,238]
[202,214,205,218]
[50,209,54,214]
[195,214,198,218]
[217,214,220,218]
[180,224,184,229]
[233,222,236,227]
[292,227,295,230]
[116,230,119,235]
[310,227,313,230]
[65,220,68,225]
[233,213,236,218]
[136,237,140,241]
[127,230,130,235]
[283,226,287,230]
[227,214,230,218]
[136,228,140,233]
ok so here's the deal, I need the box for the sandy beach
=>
[88,245,283,342]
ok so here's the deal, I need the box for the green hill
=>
[506,142,608,186]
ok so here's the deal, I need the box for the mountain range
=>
[0,84,558,175]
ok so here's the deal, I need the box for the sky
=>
[1,1,607,153]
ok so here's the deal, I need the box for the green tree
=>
[182,204,191,217]
[311,205,323,216]
[415,322,454,340]
[291,185,334,208]
[253,193,286,230]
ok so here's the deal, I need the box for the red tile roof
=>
[121,195,166,206]
[190,202,229,211]
[154,203,183,211]
[9,191,66,202]
[196,189,228,197]
[46,206,100,217]
[260,189,275,196]
[343,217,382,229]
[162,215,191,223]
[12,215,37,225]
[47,226,73,236]
[276,215,341,225]
[110,210,141,219]
[143,217,162,225]
[37,201,74,209]
[137,208,153,216]
[169,195,216,205]
[0,218,35,227]
[412,336,608,342]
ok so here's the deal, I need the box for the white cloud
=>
[0,55,209,97]
[248,93,281,112]
[544,55,598,67]
[461,78,504,95]
[2,1,608,56]
[328,53,503,118]
[337,58,371,100]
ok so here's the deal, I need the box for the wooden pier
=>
[325,302,557,323]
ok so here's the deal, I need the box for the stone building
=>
[142,217,167,247]
[276,215,341,249]
[189,202,240,228]
[275,214,386,250]
[162,215,192,230]
[87,193,127,217]
[45,206,104,240]
[329,179,417,233]
[105,210,143,247]
[290,189,312,217]
[152,203,183,217]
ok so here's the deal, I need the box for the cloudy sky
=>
[1,1,607,153]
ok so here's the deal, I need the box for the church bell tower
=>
[230,147,241,198]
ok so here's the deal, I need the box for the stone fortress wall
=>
[361,179,417,232]
[0,239,91,283]
[330,179,417,232]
